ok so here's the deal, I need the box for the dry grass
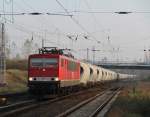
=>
[0,69,28,94]
[106,81,150,117]
[6,59,28,70]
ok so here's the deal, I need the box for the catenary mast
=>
[0,23,6,86]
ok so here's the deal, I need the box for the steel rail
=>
[0,87,104,117]
[0,99,35,112]
[56,88,120,117]
[56,89,111,117]
[89,88,121,117]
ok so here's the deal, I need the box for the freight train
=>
[28,47,134,94]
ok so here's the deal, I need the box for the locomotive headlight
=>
[29,77,33,81]
[55,78,59,81]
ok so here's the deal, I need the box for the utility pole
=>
[92,46,95,64]
[42,38,44,48]
[148,49,150,64]
[91,46,101,64]
[87,48,89,62]
[144,49,148,64]
[0,23,6,85]
[41,29,47,48]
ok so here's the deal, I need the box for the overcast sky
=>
[1,0,150,62]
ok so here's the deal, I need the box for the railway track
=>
[0,99,36,114]
[0,87,106,117]
[0,91,31,106]
[56,88,121,117]
[0,94,69,117]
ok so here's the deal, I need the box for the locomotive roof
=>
[29,47,79,62]
[29,53,60,57]
[29,53,79,62]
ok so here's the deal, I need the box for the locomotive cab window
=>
[30,58,58,67]
[44,58,58,67]
[30,58,43,67]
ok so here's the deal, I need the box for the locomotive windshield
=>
[30,58,58,67]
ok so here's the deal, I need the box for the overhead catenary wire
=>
[83,0,105,32]
[17,0,85,41]
[0,16,46,40]
[0,0,74,49]
[0,13,80,49]
[0,16,75,54]
[55,0,100,44]
[57,10,150,14]
[0,12,73,16]
[6,20,107,59]
[20,0,73,48]
[17,0,101,49]
[55,0,89,33]
[2,0,101,45]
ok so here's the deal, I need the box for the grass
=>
[6,59,28,70]
[0,69,28,94]
[0,59,28,94]
[106,81,150,117]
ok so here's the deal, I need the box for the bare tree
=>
[22,39,33,59]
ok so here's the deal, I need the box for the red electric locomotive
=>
[28,47,80,94]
